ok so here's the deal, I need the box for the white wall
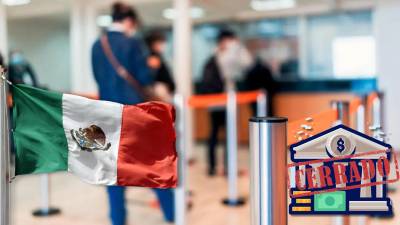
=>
[0,3,7,63]
[374,0,400,148]
[7,17,71,92]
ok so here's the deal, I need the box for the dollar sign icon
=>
[337,138,345,152]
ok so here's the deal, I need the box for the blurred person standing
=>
[92,2,150,105]
[145,30,175,102]
[201,30,252,176]
[8,51,38,87]
[244,59,275,116]
[92,2,174,225]
[244,39,276,116]
[0,51,4,67]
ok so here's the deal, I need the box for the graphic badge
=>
[288,125,399,215]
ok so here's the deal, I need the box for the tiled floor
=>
[10,144,400,225]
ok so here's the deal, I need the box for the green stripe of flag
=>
[12,84,68,175]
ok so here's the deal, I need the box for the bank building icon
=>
[288,124,395,215]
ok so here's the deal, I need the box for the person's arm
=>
[26,64,38,87]
[91,41,101,84]
[158,60,176,93]
[128,40,153,87]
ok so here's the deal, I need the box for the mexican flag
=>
[12,84,177,188]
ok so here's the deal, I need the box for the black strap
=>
[100,34,150,100]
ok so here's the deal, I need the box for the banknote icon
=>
[314,191,346,211]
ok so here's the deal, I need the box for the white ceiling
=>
[5,0,374,26]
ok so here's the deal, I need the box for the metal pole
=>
[172,0,192,221]
[356,100,365,133]
[227,91,238,203]
[257,90,267,117]
[330,101,350,225]
[331,101,350,126]
[371,94,383,138]
[356,98,367,225]
[174,94,186,225]
[0,66,10,225]
[32,174,60,216]
[250,117,287,225]
[172,0,193,162]
[223,90,245,206]
[41,175,49,213]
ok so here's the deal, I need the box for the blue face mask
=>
[10,53,25,65]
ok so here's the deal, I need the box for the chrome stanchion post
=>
[356,99,365,133]
[356,97,367,225]
[0,66,10,225]
[257,90,267,117]
[174,94,186,225]
[40,175,49,213]
[370,93,384,139]
[32,174,60,216]
[250,117,287,225]
[330,101,350,225]
[331,101,350,126]
[372,95,381,130]
[223,90,245,206]
[370,93,395,208]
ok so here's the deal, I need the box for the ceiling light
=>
[190,7,204,19]
[2,0,31,6]
[163,6,205,20]
[97,15,112,28]
[251,0,296,11]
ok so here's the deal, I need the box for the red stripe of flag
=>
[117,102,177,188]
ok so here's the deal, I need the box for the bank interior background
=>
[1,0,400,225]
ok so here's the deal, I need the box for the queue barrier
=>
[188,90,262,108]
[189,90,362,147]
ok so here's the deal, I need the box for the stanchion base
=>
[370,213,394,219]
[32,208,61,217]
[222,198,246,207]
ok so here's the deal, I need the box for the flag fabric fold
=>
[12,84,177,188]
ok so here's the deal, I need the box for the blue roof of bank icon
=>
[288,124,394,215]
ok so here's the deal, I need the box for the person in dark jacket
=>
[92,4,151,105]
[201,30,252,176]
[145,31,175,92]
[8,51,38,87]
[145,31,175,101]
[244,59,276,116]
[91,2,174,225]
